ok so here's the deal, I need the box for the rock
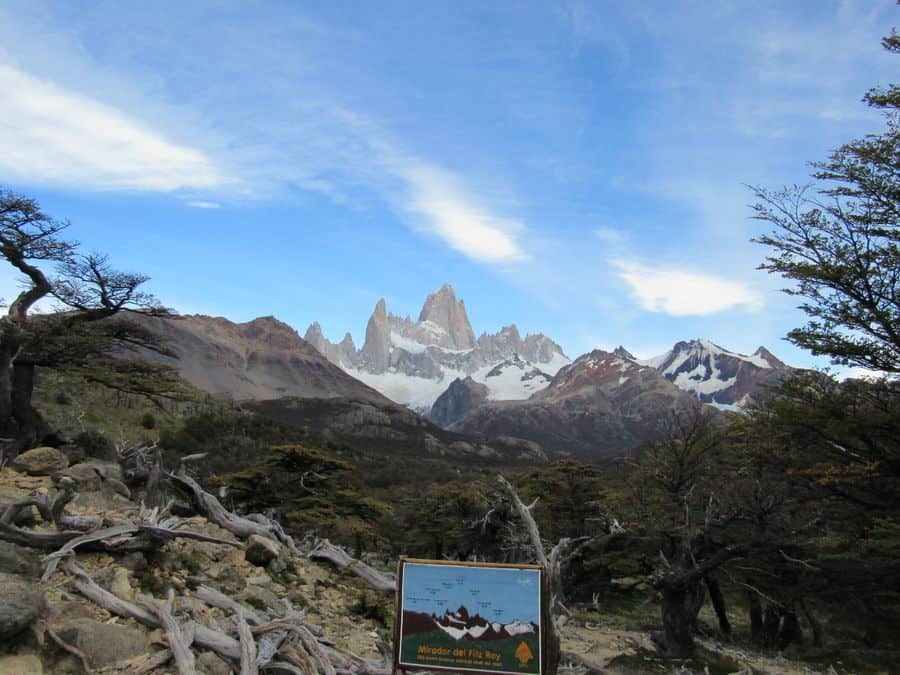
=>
[0,541,42,578]
[58,444,86,465]
[102,476,131,499]
[238,584,282,614]
[0,573,43,639]
[215,565,246,594]
[80,460,123,481]
[55,620,149,668]
[108,567,132,601]
[54,463,103,491]
[245,534,281,567]
[12,447,68,475]
[197,650,233,675]
[427,376,488,427]
[0,654,43,674]
[72,490,134,513]
[118,552,148,572]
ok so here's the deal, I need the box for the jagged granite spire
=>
[417,283,475,350]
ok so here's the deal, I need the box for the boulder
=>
[55,620,149,668]
[245,534,281,567]
[54,464,103,491]
[0,573,43,639]
[0,541,42,578]
[102,476,131,499]
[0,654,43,674]
[12,447,68,475]
[108,567,133,601]
[118,552,148,572]
[80,460,123,481]
[58,444,86,465]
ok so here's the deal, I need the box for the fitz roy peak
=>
[304,283,570,410]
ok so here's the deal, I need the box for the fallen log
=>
[308,540,396,594]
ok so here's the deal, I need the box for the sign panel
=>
[394,559,545,675]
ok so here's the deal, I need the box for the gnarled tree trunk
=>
[656,584,699,658]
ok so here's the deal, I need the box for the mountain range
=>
[304,284,570,411]
[123,283,792,461]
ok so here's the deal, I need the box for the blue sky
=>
[402,563,541,624]
[0,1,895,369]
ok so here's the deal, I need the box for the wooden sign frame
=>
[393,558,550,675]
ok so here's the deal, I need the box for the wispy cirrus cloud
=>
[613,260,763,316]
[399,162,527,263]
[298,105,529,264]
[0,64,225,192]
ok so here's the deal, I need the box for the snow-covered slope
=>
[636,339,790,406]
[306,284,570,410]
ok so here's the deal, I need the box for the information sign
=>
[394,559,547,675]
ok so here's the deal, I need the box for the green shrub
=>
[140,412,157,429]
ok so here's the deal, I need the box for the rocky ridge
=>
[128,313,391,405]
[638,339,790,407]
[450,349,701,461]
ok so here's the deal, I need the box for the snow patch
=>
[344,367,463,410]
[389,331,427,354]
[471,359,552,401]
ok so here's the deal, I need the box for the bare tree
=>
[0,188,180,452]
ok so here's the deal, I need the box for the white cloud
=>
[613,260,763,316]
[399,163,527,263]
[319,105,528,264]
[0,64,224,192]
[186,201,222,209]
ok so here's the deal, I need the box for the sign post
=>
[393,559,549,675]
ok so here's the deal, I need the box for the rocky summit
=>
[637,339,790,407]
[305,283,570,410]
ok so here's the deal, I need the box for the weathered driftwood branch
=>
[45,624,93,674]
[138,589,196,675]
[498,475,548,566]
[170,472,298,554]
[237,607,259,675]
[134,647,177,674]
[198,584,266,625]
[280,642,318,674]
[43,523,140,580]
[308,540,396,594]
[0,479,98,537]
[498,474,562,675]
[67,560,243,661]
